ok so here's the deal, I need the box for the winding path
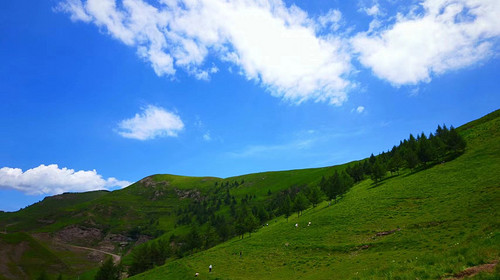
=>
[58,243,121,264]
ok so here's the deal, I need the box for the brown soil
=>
[445,261,498,279]
[54,225,103,246]
[373,228,401,238]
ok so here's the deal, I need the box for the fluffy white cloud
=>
[356,106,365,113]
[351,0,500,85]
[117,105,184,140]
[57,0,352,104]
[0,164,131,195]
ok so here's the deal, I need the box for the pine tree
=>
[36,271,49,280]
[95,257,120,280]
[307,184,323,207]
[370,160,386,184]
[244,213,259,237]
[293,193,310,217]
[405,148,419,170]
[388,150,403,175]
[417,132,435,165]
[447,126,466,153]
[280,194,293,222]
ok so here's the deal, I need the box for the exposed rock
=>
[54,225,103,246]
[174,188,203,202]
[151,190,164,201]
[138,177,170,188]
[136,235,152,245]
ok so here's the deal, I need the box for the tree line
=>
[125,124,466,277]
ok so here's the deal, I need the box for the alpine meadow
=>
[1,0,500,279]
[1,110,499,279]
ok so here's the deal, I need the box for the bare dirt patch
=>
[54,225,103,246]
[445,260,498,279]
[373,228,401,238]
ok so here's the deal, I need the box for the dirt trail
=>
[445,260,498,279]
[58,243,121,264]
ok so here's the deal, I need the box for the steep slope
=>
[0,110,498,279]
[130,110,500,279]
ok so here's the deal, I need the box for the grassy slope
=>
[131,110,500,280]
[0,161,348,237]
[0,191,108,232]
[0,232,71,280]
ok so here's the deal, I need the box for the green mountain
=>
[0,109,499,279]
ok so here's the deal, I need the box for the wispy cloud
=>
[351,0,500,85]
[117,105,184,140]
[355,106,365,113]
[229,138,315,158]
[0,164,131,195]
[203,132,212,141]
[56,0,352,105]
[228,127,368,159]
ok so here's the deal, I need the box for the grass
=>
[130,110,500,279]
[0,110,498,279]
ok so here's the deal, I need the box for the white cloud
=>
[57,0,352,105]
[203,132,211,141]
[318,9,342,31]
[55,0,93,22]
[364,4,380,16]
[356,106,365,113]
[117,105,184,140]
[0,164,131,195]
[351,0,500,85]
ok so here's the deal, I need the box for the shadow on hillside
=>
[368,173,401,189]
[403,152,465,178]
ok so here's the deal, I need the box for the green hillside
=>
[0,232,70,280]
[129,110,500,279]
[0,110,498,279]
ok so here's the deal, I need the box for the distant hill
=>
[0,109,498,279]
[131,109,500,279]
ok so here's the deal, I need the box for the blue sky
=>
[1,0,499,211]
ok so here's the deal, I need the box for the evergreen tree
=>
[430,133,446,161]
[36,271,49,280]
[370,160,386,184]
[185,225,202,250]
[293,193,310,217]
[324,171,340,202]
[202,225,220,249]
[388,150,403,175]
[307,184,323,207]
[446,126,466,153]
[417,132,435,165]
[214,215,232,241]
[129,244,151,276]
[95,257,120,280]
[405,148,419,170]
[280,194,293,222]
[244,213,259,237]
[339,171,354,196]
